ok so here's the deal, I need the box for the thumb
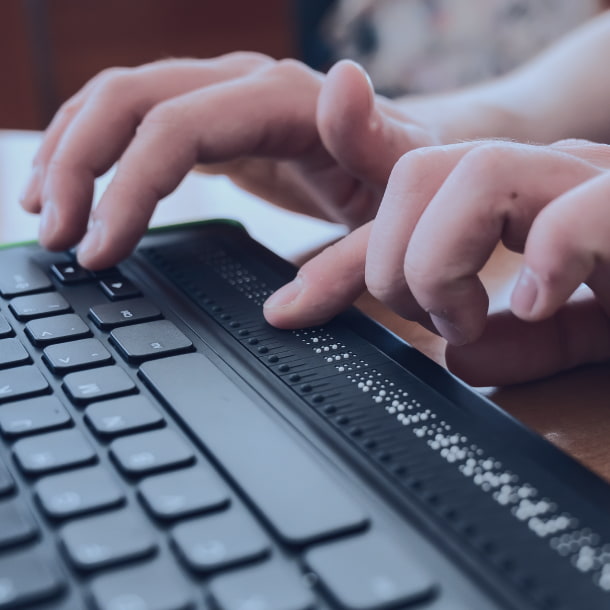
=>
[263,223,372,328]
[317,60,437,186]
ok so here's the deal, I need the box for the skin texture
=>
[19,11,610,386]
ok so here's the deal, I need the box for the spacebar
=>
[139,353,368,545]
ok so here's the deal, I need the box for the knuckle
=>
[90,66,136,99]
[458,141,517,176]
[263,58,319,83]
[220,51,275,70]
[141,98,185,127]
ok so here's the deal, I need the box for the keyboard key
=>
[61,507,157,571]
[305,530,437,610]
[50,261,91,283]
[172,508,270,573]
[110,428,194,476]
[0,338,30,369]
[89,298,162,329]
[0,395,71,437]
[43,338,113,374]
[36,465,125,519]
[0,315,13,338]
[63,366,136,404]
[99,275,140,300]
[209,561,314,610]
[25,313,90,346]
[0,365,49,403]
[110,320,193,363]
[9,291,70,320]
[0,547,64,608]
[138,465,229,520]
[13,428,96,475]
[140,353,368,545]
[0,253,52,297]
[85,395,163,437]
[90,557,193,610]
[0,461,14,496]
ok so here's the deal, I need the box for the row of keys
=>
[0,253,138,301]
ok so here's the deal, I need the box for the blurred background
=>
[0,0,304,130]
[1,0,602,130]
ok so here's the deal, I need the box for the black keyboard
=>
[1,219,610,610]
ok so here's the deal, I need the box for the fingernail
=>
[38,201,58,244]
[429,312,468,346]
[19,166,41,208]
[511,266,539,317]
[264,276,304,310]
[77,219,104,263]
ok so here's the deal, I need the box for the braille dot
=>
[267,355,279,363]
[257,346,269,354]
[289,374,301,383]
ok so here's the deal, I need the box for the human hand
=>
[264,139,610,386]
[20,54,440,269]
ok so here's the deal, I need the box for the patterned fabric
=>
[322,0,603,95]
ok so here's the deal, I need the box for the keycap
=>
[0,315,13,338]
[63,366,136,404]
[138,465,229,520]
[9,291,70,320]
[110,320,193,362]
[89,298,162,329]
[51,261,91,283]
[208,560,314,610]
[0,395,71,437]
[13,428,96,475]
[43,338,113,374]
[36,465,125,519]
[0,546,64,608]
[61,507,157,571]
[110,428,194,476]
[0,253,52,297]
[85,395,163,437]
[305,530,437,610]
[99,276,140,300]
[171,507,270,573]
[25,313,91,346]
[0,499,38,549]
[0,365,49,403]
[90,557,193,610]
[140,353,368,545]
[0,461,14,496]
[0,338,30,369]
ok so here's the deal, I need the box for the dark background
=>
[1,0,337,129]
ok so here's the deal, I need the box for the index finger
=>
[76,61,325,269]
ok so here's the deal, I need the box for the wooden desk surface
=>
[2,130,610,483]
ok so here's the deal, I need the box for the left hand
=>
[264,139,610,386]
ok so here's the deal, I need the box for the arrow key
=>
[25,314,90,347]
[99,276,140,301]
[43,338,112,374]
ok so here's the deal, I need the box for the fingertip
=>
[19,166,43,214]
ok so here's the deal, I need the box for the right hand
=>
[20,54,440,270]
